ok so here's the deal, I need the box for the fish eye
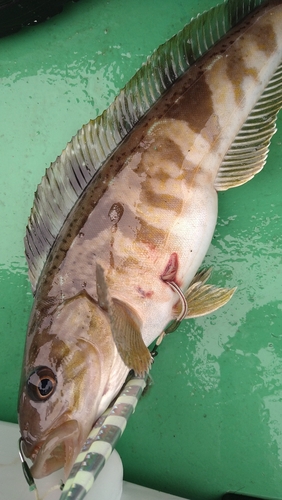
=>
[26,366,57,402]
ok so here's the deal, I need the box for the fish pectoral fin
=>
[96,262,151,375]
[174,269,236,318]
[110,298,152,376]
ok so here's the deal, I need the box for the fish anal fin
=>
[215,62,282,191]
[185,284,236,318]
[174,268,236,318]
[110,298,152,376]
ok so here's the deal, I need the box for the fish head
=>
[18,291,128,479]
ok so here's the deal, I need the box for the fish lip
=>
[24,419,82,479]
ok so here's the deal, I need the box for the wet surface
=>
[0,0,281,499]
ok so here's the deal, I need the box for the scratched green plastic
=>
[0,1,281,499]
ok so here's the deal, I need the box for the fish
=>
[18,0,282,482]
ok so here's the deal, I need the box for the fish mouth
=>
[23,420,82,479]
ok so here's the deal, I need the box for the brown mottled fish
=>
[18,0,282,481]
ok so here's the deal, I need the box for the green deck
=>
[0,1,281,499]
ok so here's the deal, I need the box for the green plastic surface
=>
[0,1,281,499]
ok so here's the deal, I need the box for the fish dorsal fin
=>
[25,0,267,293]
[215,61,282,190]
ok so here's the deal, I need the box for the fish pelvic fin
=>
[215,61,282,191]
[173,268,236,319]
[110,298,153,377]
[96,263,152,376]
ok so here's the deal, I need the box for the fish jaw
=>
[23,419,83,479]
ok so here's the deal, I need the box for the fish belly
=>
[59,116,219,347]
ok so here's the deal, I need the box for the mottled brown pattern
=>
[165,74,214,134]
[201,113,220,144]
[153,166,174,183]
[27,334,70,371]
[249,21,277,56]
[225,46,258,105]
[119,255,140,271]
[149,135,185,165]
[136,218,167,247]
[141,188,183,213]
[50,339,71,371]
[225,21,277,106]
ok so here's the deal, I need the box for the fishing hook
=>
[150,280,188,357]
[164,280,188,333]
[18,437,37,492]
